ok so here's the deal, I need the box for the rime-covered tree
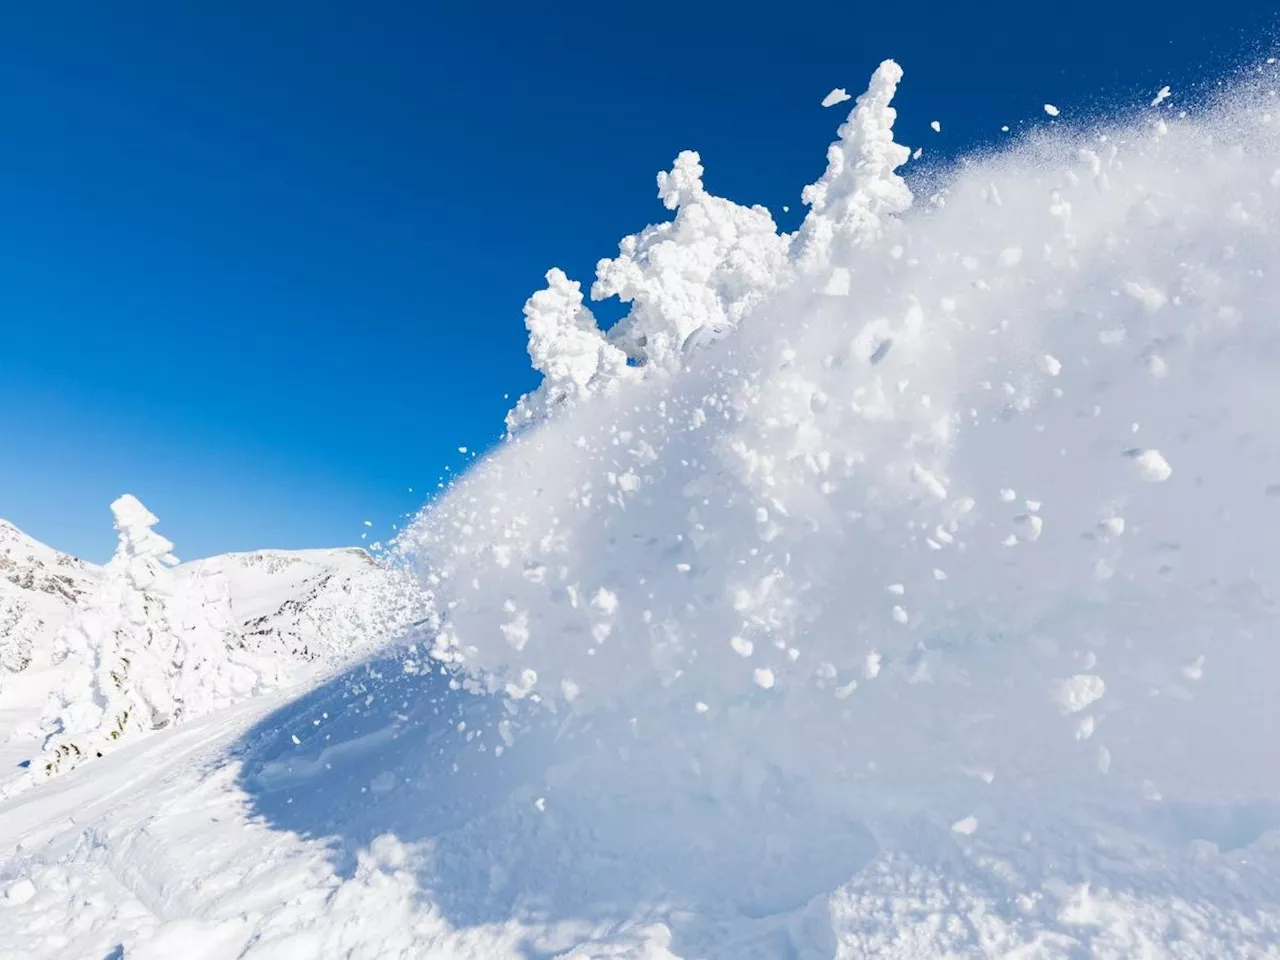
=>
[41,495,256,775]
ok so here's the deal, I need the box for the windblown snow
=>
[5,58,1280,958]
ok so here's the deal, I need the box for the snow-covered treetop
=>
[506,269,633,432]
[508,60,912,430]
[792,58,912,271]
[110,494,179,568]
[593,149,788,369]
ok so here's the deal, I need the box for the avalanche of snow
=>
[5,57,1280,958]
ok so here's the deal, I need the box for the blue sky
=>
[1,2,1273,562]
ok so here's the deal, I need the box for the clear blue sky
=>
[1,2,1273,562]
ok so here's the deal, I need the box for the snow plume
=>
[406,56,1280,837]
[41,496,258,774]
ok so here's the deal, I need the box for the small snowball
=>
[1039,354,1062,376]
[5,879,36,905]
[1129,449,1172,482]
[864,652,883,679]
[1054,674,1106,713]
[952,816,979,835]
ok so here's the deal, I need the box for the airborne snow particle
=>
[753,667,775,689]
[951,816,979,835]
[930,120,941,132]
[1182,655,1205,681]
[1039,354,1062,376]
[730,635,754,658]
[1128,448,1173,482]
[1044,104,1060,117]
[864,652,883,679]
[821,87,852,107]
[1053,674,1106,713]
[1151,86,1172,107]
[4,879,36,905]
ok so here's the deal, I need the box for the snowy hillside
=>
[0,519,99,676]
[5,59,1280,958]
[0,500,427,793]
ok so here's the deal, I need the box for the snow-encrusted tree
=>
[41,495,257,775]
[506,268,633,433]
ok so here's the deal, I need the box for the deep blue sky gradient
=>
[2,1,1274,561]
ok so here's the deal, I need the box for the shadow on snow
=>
[227,640,877,956]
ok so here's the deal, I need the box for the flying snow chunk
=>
[930,120,942,133]
[1044,104,1060,117]
[1182,655,1206,681]
[911,464,948,500]
[1038,353,1062,376]
[4,879,36,905]
[753,667,775,689]
[1123,280,1168,312]
[822,267,851,296]
[1151,86,1172,107]
[1053,674,1106,714]
[730,635,754,658]
[822,87,852,108]
[952,816,979,835]
[1129,448,1173,482]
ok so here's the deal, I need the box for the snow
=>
[1044,103,1061,116]
[821,87,850,107]
[6,58,1280,958]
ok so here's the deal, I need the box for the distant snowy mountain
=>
[0,519,99,674]
[0,500,428,787]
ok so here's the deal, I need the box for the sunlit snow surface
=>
[6,60,1280,958]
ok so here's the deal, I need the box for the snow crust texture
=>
[5,59,1280,959]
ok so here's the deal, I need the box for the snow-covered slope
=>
[5,60,1280,958]
[0,502,427,791]
[0,519,98,676]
